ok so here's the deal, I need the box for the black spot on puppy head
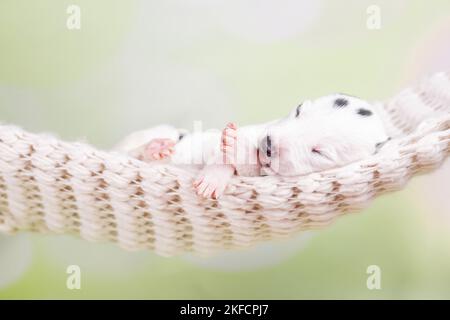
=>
[357,108,373,116]
[334,98,348,108]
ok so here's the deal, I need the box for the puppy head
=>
[258,94,389,176]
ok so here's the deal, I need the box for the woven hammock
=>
[0,72,449,256]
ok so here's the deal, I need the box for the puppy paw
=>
[193,175,226,200]
[144,138,175,161]
[221,122,238,165]
[193,165,234,199]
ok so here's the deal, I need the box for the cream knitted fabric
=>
[0,72,449,256]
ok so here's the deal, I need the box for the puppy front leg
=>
[221,122,261,176]
[193,164,235,199]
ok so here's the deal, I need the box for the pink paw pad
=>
[145,138,175,160]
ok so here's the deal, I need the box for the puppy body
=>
[115,94,389,198]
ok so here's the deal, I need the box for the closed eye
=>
[311,147,332,161]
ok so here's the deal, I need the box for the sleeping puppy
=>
[115,94,389,199]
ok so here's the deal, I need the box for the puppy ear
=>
[291,100,313,118]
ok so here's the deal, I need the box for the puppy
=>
[115,94,389,199]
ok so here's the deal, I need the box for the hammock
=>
[0,72,449,257]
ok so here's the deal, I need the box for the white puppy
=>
[115,94,389,199]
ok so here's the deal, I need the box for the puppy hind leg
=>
[141,138,176,161]
[114,125,183,162]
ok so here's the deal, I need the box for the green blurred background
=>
[1,0,450,299]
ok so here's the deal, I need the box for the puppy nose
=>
[260,135,273,158]
[265,135,272,157]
